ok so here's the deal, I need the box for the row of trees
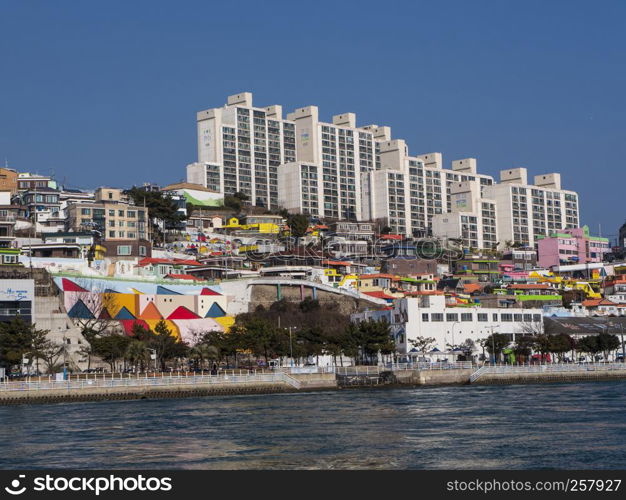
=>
[220,299,393,366]
[82,321,189,372]
[0,318,66,374]
[481,332,621,363]
[82,299,395,371]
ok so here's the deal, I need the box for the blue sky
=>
[1,1,624,241]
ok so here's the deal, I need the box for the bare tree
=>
[71,279,119,335]
[518,321,544,337]
[409,336,437,354]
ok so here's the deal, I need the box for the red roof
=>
[358,273,397,280]
[200,287,221,296]
[167,306,201,320]
[138,257,202,268]
[322,260,352,266]
[379,234,403,240]
[582,299,618,307]
[173,259,203,266]
[166,274,203,281]
[463,283,483,294]
[363,291,396,300]
[509,283,552,290]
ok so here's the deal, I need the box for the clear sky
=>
[1,1,624,241]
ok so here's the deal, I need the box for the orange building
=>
[0,168,18,194]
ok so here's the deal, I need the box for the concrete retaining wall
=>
[392,369,473,386]
[476,370,626,385]
[0,381,295,405]
[292,373,337,389]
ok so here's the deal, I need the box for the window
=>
[109,231,115,238]
[446,313,458,322]
[514,314,523,322]
[108,192,113,199]
[81,208,91,216]
[533,314,542,323]
[118,210,124,217]
[117,245,132,256]
[422,313,429,322]
[523,314,532,322]
[109,210,115,217]
[431,313,443,322]
[501,313,513,322]
[139,246,147,257]
[461,313,472,322]
[127,211,136,218]
[492,313,498,321]
[477,313,488,322]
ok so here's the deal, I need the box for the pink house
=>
[537,226,610,268]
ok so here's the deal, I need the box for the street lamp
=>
[288,326,294,367]
[608,321,626,363]
[447,321,460,361]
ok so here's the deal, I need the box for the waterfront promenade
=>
[3,362,626,404]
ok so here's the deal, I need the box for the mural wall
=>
[54,277,234,345]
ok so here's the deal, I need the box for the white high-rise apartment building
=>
[362,142,496,237]
[285,107,391,220]
[190,92,580,246]
[483,168,579,248]
[431,179,498,250]
[190,92,296,209]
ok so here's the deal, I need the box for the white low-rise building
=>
[353,294,544,358]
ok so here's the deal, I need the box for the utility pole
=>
[619,322,626,363]
[289,326,294,367]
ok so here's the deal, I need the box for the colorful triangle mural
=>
[140,301,163,320]
[62,278,87,292]
[67,299,94,319]
[167,306,200,320]
[200,287,221,296]
[121,319,150,335]
[156,285,181,295]
[205,302,226,318]
[114,306,136,320]
[98,308,112,320]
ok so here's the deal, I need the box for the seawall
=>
[5,366,626,405]
[474,370,626,385]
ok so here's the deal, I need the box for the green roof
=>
[183,191,223,207]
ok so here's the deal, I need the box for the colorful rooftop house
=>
[493,283,562,303]
[222,215,283,235]
[453,257,501,283]
[536,225,610,269]
[136,257,203,279]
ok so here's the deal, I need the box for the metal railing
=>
[334,366,381,376]
[470,363,626,383]
[385,361,473,371]
[276,366,337,375]
[0,372,300,393]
